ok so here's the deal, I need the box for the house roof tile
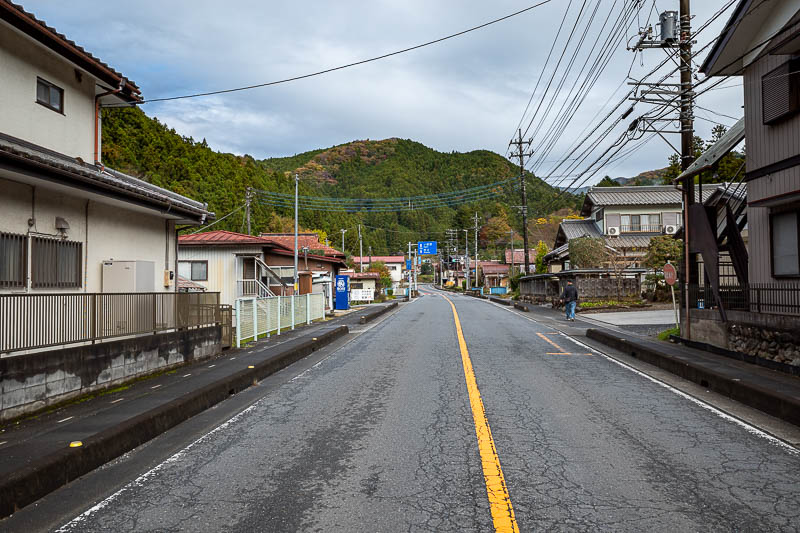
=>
[560,219,603,240]
[481,263,509,274]
[352,255,406,264]
[504,249,536,264]
[0,133,212,223]
[582,185,715,214]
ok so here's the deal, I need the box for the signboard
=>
[334,275,350,310]
[418,241,438,255]
[406,259,412,270]
[663,263,677,286]
[350,288,374,302]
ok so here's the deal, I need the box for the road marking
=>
[208,364,216,368]
[477,295,799,454]
[57,416,73,423]
[182,373,192,378]
[536,332,567,352]
[441,294,519,533]
[150,384,162,390]
[0,441,7,447]
[110,398,124,404]
[546,352,571,356]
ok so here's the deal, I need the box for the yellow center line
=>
[441,294,519,533]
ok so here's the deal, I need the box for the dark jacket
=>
[561,284,578,302]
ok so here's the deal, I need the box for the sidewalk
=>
[0,302,399,518]
[501,300,800,428]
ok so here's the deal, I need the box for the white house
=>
[0,2,212,294]
[351,255,405,292]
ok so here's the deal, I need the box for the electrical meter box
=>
[102,260,155,292]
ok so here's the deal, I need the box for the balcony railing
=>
[687,283,800,316]
[619,224,663,233]
[0,292,222,354]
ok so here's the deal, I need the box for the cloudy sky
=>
[25,0,742,185]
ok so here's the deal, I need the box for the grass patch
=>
[657,327,680,341]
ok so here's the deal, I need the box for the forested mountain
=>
[101,107,579,256]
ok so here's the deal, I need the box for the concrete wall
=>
[0,326,221,422]
[0,25,97,161]
[1,176,176,293]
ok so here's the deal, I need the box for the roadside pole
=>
[664,262,679,331]
[464,229,469,289]
[359,225,364,272]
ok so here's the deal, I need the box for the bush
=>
[386,289,393,296]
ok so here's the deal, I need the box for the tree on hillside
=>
[596,176,620,187]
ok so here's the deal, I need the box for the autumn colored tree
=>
[367,261,392,290]
[534,240,549,274]
[569,237,606,268]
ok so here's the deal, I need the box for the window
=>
[0,232,27,288]
[178,260,208,281]
[771,211,800,276]
[351,282,364,289]
[36,77,64,113]
[31,236,81,288]
[762,58,800,125]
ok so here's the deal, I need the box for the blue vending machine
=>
[335,275,350,310]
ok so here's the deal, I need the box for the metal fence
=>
[235,293,325,347]
[688,283,800,315]
[0,292,222,354]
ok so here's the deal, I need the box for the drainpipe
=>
[94,78,126,165]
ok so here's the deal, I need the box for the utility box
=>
[102,260,155,292]
[659,11,678,44]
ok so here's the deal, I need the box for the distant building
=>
[351,255,405,291]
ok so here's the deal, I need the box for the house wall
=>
[602,205,682,234]
[0,25,97,161]
[1,176,176,294]
[177,245,264,307]
[743,48,800,284]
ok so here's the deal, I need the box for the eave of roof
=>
[0,133,212,223]
[0,1,141,102]
[676,118,745,181]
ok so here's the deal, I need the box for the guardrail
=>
[620,224,663,233]
[235,293,325,347]
[0,292,221,354]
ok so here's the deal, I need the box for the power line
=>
[105,0,554,107]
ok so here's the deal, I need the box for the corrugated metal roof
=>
[352,256,406,263]
[560,219,603,240]
[584,185,715,209]
[677,118,745,181]
[481,264,509,274]
[180,230,273,245]
[604,235,653,248]
[504,249,536,264]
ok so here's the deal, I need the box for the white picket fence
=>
[234,293,325,348]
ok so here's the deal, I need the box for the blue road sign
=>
[405,259,412,270]
[418,241,437,255]
[334,275,350,310]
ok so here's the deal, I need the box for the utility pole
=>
[340,228,347,254]
[407,241,412,296]
[245,187,252,235]
[679,0,695,339]
[358,224,364,272]
[293,173,299,293]
[509,129,532,275]
[464,229,469,289]
[473,212,479,288]
[508,230,515,276]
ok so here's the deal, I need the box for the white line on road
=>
[150,384,161,390]
[208,364,216,368]
[110,398,124,404]
[459,291,799,455]
[182,374,191,378]
[0,441,7,447]
[57,416,73,423]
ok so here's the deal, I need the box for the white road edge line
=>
[57,416,73,423]
[55,302,404,531]
[448,289,799,455]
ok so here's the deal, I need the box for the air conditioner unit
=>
[664,225,678,235]
[607,226,620,236]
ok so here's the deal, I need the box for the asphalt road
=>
[16,289,800,532]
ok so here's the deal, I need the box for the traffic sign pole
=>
[664,262,679,332]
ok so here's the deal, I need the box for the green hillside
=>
[101,107,578,256]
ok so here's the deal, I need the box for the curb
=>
[489,297,512,306]
[0,325,348,519]
[586,328,800,427]
[513,303,529,312]
[359,302,399,324]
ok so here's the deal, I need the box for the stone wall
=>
[728,323,800,367]
[0,326,221,422]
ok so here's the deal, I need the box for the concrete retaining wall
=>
[0,327,222,422]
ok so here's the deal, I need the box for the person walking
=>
[560,280,578,321]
